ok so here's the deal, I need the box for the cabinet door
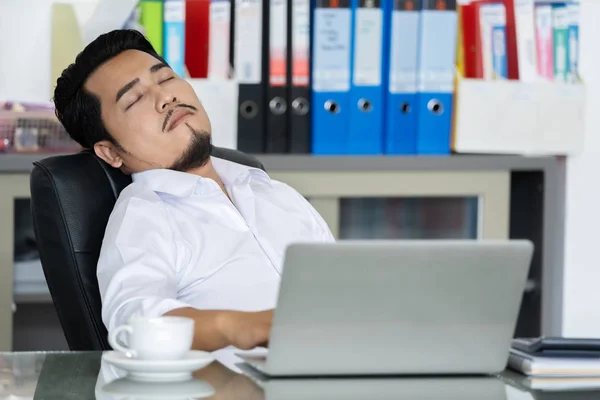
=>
[339,197,478,239]
[273,170,510,240]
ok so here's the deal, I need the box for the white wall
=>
[0,0,58,103]
[562,0,600,337]
[0,0,140,104]
[0,0,99,104]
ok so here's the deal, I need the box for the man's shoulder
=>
[108,182,168,225]
[268,179,306,201]
[102,182,173,245]
[268,178,298,193]
[115,181,164,208]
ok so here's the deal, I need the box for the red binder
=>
[462,0,518,80]
[460,1,484,78]
[185,0,210,78]
[503,0,520,80]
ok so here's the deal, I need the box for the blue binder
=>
[492,24,508,79]
[415,0,458,155]
[567,1,580,83]
[385,0,421,155]
[311,0,353,154]
[163,0,186,77]
[346,0,387,154]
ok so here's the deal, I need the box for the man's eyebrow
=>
[150,62,169,73]
[114,63,169,103]
[115,78,140,103]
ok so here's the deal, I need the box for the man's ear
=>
[94,141,123,168]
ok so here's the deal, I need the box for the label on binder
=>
[292,0,310,86]
[417,0,457,93]
[270,0,287,86]
[164,0,186,21]
[235,0,263,83]
[312,0,352,91]
[208,0,231,80]
[352,0,383,86]
[389,0,420,93]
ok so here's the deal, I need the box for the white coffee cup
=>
[108,316,194,360]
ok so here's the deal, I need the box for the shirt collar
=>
[211,156,271,188]
[131,156,271,197]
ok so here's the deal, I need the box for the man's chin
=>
[169,146,213,173]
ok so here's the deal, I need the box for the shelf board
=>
[14,292,52,304]
[0,152,559,173]
[0,152,73,173]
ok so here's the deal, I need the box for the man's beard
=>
[168,123,213,172]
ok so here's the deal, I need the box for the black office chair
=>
[30,148,265,351]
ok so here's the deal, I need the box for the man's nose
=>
[156,88,177,113]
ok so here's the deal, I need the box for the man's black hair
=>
[53,29,168,149]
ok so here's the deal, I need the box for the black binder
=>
[233,0,267,153]
[265,0,289,153]
[287,0,311,153]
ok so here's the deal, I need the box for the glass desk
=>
[0,351,597,400]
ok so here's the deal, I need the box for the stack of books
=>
[507,337,600,391]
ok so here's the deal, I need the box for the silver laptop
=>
[239,240,533,377]
[260,376,511,400]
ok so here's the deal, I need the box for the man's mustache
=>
[163,104,198,132]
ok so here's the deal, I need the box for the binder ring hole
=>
[292,98,309,115]
[427,99,444,115]
[358,99,372,112]
[269,97,287,115]
[240,100,259,119]
[401,102,411,114]
[324,100,340,114]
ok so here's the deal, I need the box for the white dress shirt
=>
[97,156,335,338]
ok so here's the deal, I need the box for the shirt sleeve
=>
[286,186,336,243]
[96,193,192,334]
[304,199,336,242]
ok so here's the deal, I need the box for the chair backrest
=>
[30,148,265,351]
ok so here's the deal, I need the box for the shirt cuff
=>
[107,297,194,333]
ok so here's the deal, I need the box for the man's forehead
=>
[85,50,160,97]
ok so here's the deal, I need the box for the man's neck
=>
[186,159,229,198]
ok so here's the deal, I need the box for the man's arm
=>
[164,308,273,351]
[98,191,272,352]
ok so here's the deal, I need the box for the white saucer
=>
[102,350,214,382]
[101,377,215,399]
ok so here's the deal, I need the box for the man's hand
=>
[164,307,273,351]
[217,310,273,350]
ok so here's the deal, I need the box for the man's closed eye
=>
[125,77,173,110]
[126,96,143,110]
